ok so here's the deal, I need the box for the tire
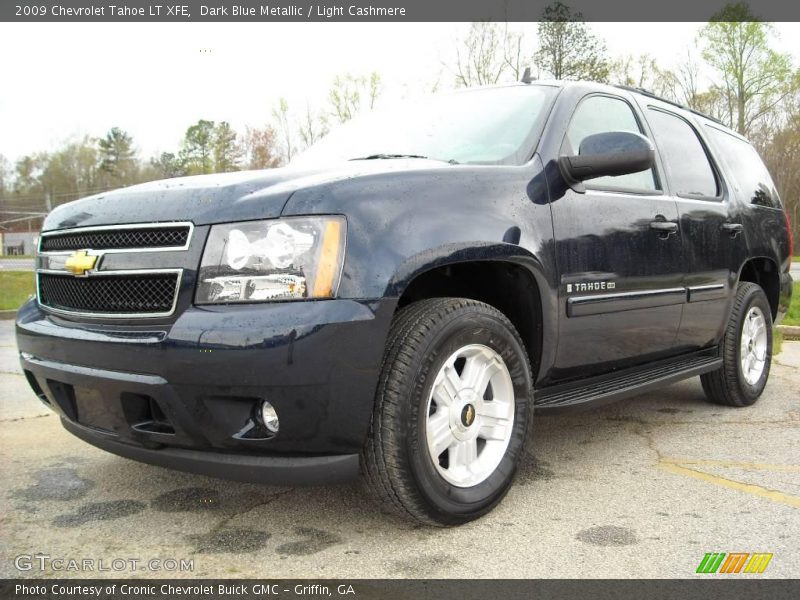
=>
[701,282,773,407]
[361,298,533,526]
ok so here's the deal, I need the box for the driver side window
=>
[566,95,659,192]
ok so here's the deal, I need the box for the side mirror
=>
[559,131,655,186]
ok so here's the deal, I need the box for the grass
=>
[0,271,35,310]
[0,255,34,260]
[773,328,784,356]
[784,281,800,327]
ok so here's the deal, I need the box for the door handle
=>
[650,221,678,236]
[721,222,743,237]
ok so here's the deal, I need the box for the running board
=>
[535,350,722,412]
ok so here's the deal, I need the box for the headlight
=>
[196,216,346,304]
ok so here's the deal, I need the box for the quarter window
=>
[646,108,718,198]
[565,95,658,192]
[705,125,781,209]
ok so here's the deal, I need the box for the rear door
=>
[641,105,745,350]
[550,93,684,379]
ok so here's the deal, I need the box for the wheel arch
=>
[737,256,781,320]
[389,243,554,381]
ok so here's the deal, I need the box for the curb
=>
[777,324,800,341]
[0,310,17,321]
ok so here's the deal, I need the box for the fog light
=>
[260,400,279,433]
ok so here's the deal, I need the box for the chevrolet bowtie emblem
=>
[64,250,98,276]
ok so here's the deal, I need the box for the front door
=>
[550,93,684,379]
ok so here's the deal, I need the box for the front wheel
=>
[701,282,773,407]
[361,298,533,526]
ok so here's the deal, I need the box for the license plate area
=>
[73,386,119,432]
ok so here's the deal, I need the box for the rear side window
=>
[705,126,782,209]
[646,108,718,198]
[565,95,658,192]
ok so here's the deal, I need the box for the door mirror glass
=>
[560,131,655,183]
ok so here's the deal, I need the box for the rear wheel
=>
[361,298,533,526]
[701,282,773,407]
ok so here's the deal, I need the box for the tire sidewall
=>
[403,308,532,521]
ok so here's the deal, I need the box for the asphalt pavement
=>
[1,320,798,579]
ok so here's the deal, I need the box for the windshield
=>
[292,85,557,167]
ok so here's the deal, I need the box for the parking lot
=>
[1,319,798,579]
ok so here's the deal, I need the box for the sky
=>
[1,22,799,164]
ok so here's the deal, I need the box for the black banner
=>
[3,0,800,22]
[3,580,800,600]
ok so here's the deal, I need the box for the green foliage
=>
[98,127,136,182]
[150,152,185,179]
[534,2,610,83]
[328,72,382,123]
[700,2,794,135]
[0,271,35,310]
[212,122,242,173]
[180,119,216,175]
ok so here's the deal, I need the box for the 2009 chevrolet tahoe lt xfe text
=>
[17,81,793,525]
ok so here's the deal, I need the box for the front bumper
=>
[16,297,396,484]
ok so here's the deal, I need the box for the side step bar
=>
[535,350,722,412]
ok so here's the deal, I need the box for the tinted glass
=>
[292,85,557,167]
[565,95,657,191]
[705,126,782,209]
[647,109,718,198]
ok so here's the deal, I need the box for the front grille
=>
[40,226,190,252]
[38,273,179,316]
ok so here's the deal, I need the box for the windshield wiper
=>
[349,153,459,164]
[350,153,430,160]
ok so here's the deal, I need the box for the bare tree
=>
[298,103,329,149]
[675,48,705,109]
[452,22,510,87]
[328,72,383,124]
[272,97,294,162]
[610,54,679,102]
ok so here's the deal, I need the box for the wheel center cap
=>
[460,403,476,428]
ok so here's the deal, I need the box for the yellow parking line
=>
[661,458,800,473]
[657,461,800,509]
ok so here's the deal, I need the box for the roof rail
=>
[613,85,725,126]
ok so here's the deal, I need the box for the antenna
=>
[521,67,532,84]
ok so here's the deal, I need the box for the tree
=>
[699,2,794,135]
[180,119,215,174]
[298,103,329,150]
[39,137,99,200]
[0,154,10,200]
[212,121,241,172]
[452,22,511,87]
[241,125,282,170]
[534,2,610,82]
[150,152,185,179]
[327,72,382,123]
[272,98,294,163]
[610,54,679,101]
[13,156,41,197]
[98,127,136,183]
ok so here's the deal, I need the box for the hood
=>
[42,159,450,231]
